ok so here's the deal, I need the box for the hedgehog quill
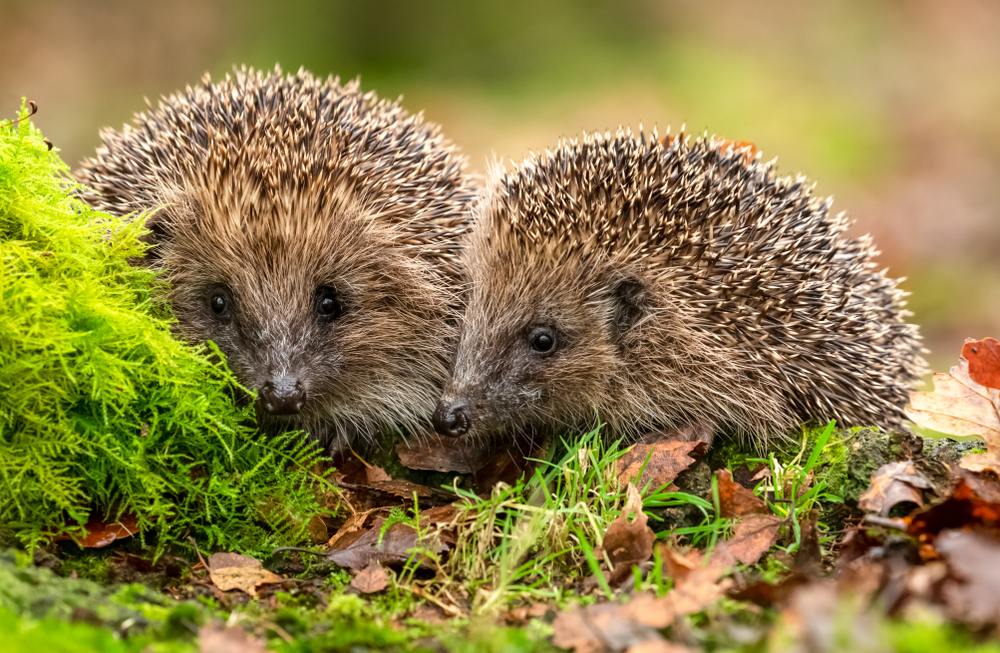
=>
[76,66,474,451]
[433,129,925,447]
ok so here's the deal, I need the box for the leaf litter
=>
[24,337,1000,650]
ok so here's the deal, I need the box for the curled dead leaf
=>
[206,552,284,597]
[552,593,674,653]
[599,483,656,586]
[726,514,785,566]
[715,469,769,518]
[52,514,139,548]
[908,356,999,474]
[658,545,731,614]
[857,460,932,516]
[351,562,390,594]
[396,433,494,474]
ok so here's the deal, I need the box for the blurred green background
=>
[3,0,999,374]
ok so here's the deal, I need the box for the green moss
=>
[56,552,112,584]
[0,104,329,553]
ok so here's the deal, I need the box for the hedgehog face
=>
[74,67,476,451]
[157,186,452,450]
[434,254,632,442]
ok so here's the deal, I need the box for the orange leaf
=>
[963,338,1000,391]
[53,514,138,548]
[351,562,390,594]
[726,514,785,565]
[716,469,769,518]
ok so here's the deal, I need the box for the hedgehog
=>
[431,128,925,448]
[75,66,475,451]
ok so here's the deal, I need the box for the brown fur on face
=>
[75,67,474,450]
[439,129,925,446]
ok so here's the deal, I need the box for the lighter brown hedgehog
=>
[431,128,925,447]
[75,66,474,451]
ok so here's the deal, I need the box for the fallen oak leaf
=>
[963,337,1000,391]
[552,593,674,653]
[326,508,384,549]
[932,529,1000,626]
[351,562,390,594]
[907,478,1000,544]
[728,571,811,608]
[858,460,932,516]
[726,514,785,566]
[206,552,284,597]
[472,433,552,494]
[328,518,449,571]
[396,432,495,474]
[617,438,706,494]
[53,513,139,548]
[793,511,823,577]
[715,469,769,518]
[339,478,457,507]
[658,545,731,614]
[275,505,457,571]
[598,483,656,586]
[907,353,1000,473]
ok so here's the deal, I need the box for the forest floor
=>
[7,412,1000,653]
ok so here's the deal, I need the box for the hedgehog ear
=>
[606,272,647,340]
[136,209,173,264]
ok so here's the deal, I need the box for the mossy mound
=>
[0,104,328,553]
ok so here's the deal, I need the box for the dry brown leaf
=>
[658,545,731,614]
[396,433,495,474]
[307,515,329,544]
[209,567,284,596]
[934,529,1000,626]
[726,514,784,565]
[793,511,823,576]
[715,469,769,518]
[963,338,1000,391]
[552,593,674,653]
[53,514,139,548]
[366,464,392,483]
[206,553,284,596]
[599,483,656,585]
[326,519,450,570]
[351,562,390,594]
[857,460,932,516]
[326,509,381,549]
[198,622,271,653]
[362,479,457,505]
[617,440,705,493]
[908,355,999,473]
[907,478,1000,543]
[408,603,449,625]
[706,541,738,571]
[728,571,811,608]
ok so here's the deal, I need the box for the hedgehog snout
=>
[260,376,307,415]
[432,398,470,438]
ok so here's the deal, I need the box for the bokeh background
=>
[3,0,999,374]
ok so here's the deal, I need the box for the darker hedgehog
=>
[432,128,925,446]
[76,66,474,451]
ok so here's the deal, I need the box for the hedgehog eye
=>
[317,286,342,320]
[209,293,229,317]
[528,327,557,355]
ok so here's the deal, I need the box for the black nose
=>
[432,400,470,438]
[260,377,307,415]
